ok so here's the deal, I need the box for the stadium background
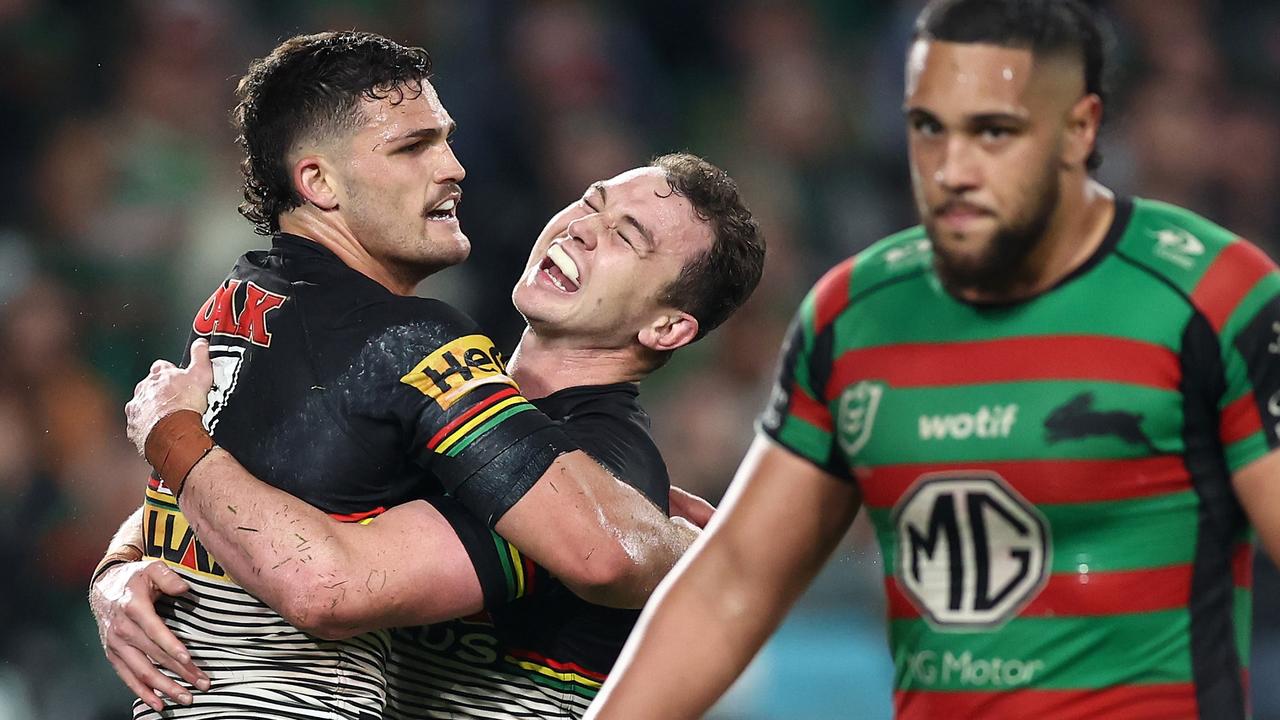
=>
[1,0,1278,717]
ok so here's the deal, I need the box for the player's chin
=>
[428,227,471,264]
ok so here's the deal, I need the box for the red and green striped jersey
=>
[760,197,1280,719]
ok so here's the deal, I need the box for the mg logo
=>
[836,380,885,457]
[893,472,1050,629]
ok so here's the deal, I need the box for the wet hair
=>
[653,152,765,345]
[232,31,434,234]
[914,0,1113,169]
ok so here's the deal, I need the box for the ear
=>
[638,311,700,354]
[293,155,341,211]
[1062,93,1102,169]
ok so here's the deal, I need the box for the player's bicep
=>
[1233,449,1280,562]
[341,499,485,625]
[706,433,861,593]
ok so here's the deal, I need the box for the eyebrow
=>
[592,182,656,251]
[904,107,1028,126]
[394,121,458,143]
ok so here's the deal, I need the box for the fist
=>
[125,340,215,454]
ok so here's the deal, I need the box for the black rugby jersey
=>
[137,233,572,720]
[385,382,670,719]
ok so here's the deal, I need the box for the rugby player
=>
[83,32,720,719]
[588,1,1280,718]
[94,152,762,719]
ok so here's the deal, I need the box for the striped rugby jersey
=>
[136,234,571,719]
[761,198,1280,719]
[385,382,670,720]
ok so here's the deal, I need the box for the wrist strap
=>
[144,410,215,499]
[89,543,144,588]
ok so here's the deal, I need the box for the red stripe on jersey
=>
[1220,392,1263,446]
[812,257,855,334]
[788,386,832,431]
[827,335,1180,394]
[860,456,1190,508]
[505,648,608,681]
[1234,542,1253,588]
[886,564,1191,619]
[426,386,521,449]
[895,683,1197,720]
[328,507,386,523]
[1191,240,1275,333]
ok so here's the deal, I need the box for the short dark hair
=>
[653,153,765,344]
[914,0,1113,170]
[233,32,434,234]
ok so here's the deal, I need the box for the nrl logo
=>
[837,380,886,457]
[1152,228,1204,269]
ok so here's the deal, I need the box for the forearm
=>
[593,529,798,718]
[178,451,482,637]
[588,438,863,719]
[495,450,692,607]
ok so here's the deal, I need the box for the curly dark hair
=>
[914,0,1114,170]
[653,153,765,345]
[232,31,434,234]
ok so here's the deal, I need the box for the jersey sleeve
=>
[428,496,547,610]
[382,301,576,524]
[756,262,853,480]
[1201,242,1280,472]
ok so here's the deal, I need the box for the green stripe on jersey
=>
[869,490,1199,576]
[891,609,1191,691]
[1235,587,1252,664]
[831,258,1193,352]
[1115,198,1239,294]
[855,381,1183,467]
[1226,432,1269,472]
[774,416,835,468]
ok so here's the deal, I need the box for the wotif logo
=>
[919,404,1018,440]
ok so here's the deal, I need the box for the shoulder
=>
[800,226,930,335]
[1115,198,1276,330]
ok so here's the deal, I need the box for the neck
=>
[279,207,419,296]
[958,177,1115,304]
[506,326,646,399]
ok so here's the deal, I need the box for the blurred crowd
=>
[1,0,1277,718]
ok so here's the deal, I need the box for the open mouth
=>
[426,197,459,222]
[539,244,580,293]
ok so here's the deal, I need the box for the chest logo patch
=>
[1045,392,1157,453]
[836,380,885,458]
[894,472,1050,629]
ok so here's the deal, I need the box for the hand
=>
[125,340,214,454]
[669,486,715,529]
[89,560,211,712]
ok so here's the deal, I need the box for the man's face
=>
[904,41,1081,291]
[513,167,712,347]
[331,81,467,280]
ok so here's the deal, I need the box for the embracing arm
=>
[177,456,485,639]
[88,507,210,712]
[585,436,862,719]
[127,341,484,640]
[494,451,698,609]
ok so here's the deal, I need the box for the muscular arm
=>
[585,436,862,720]
[1232,448,1280,562]
[177,452,484,639]
[494,451,697,608]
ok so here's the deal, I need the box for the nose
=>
[435,143,466,184]
[565,214,599,251]
[935,136,979,193]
